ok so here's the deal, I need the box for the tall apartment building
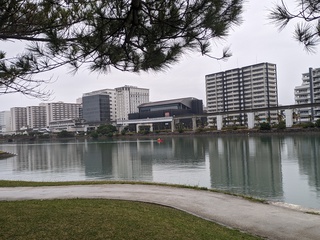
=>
[116,85,149,120]
[44,102,82,126]
[0,111,11,133]
[206,63,278,126]
[26,105,47,129]
[294,67,320,121]
[82,89,117,124]
[10,107,28,131]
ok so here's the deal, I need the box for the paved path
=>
[1,184,320,240]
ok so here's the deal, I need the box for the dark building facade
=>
[129,97,204,119]
[127,97,205,130]
[82,94,111,124]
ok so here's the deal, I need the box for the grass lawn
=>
[0,180,209,189]
[0,181,262,239]
[0,199,261,240]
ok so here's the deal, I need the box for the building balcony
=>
[295,92,309,97]
[295,94,309,99]
[313,78,320,84]
[314,95,320,100]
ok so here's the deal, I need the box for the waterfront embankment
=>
[0,151,16,159]
[1,126,320,144]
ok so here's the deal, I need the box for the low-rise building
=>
[127,97,205,131]
[130,97,204,119]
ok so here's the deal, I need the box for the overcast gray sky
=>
[0,0,319,111]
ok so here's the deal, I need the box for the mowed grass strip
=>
[0,199,261,240]
[0,180,207,189]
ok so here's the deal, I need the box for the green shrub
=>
[90,131,99,139]
[57,130,74,138]
[259,122,271,130]
[38,134,50,139]
[277,121,286,130]
[96,124,117,136]
[196,127,205,133]
[302,122,315,128]
[315,119,320,128]
[139,129,150,135]
[178,128,184,133]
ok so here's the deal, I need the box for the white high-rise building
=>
[294,67,320,121]
[44,102,82,126]
[26,105,47,129]
[206,63,278,126]
[10,107,27,131]
[116,85,149,120]
[0,111,11,133]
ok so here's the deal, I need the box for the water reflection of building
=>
[83,141,114,178]
[208,136,283,199]
[83,137,206,181]
[111,141,153,181]
[293,135,320,193]
[12,142,84,172]
[152,137,206,164]
[83,140,153,181]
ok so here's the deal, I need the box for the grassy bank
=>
[0,150,15,159]
[0,181,263,239]
[0,199,260,240]
[0,180,209,189]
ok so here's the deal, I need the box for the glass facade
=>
[82,94,111,123]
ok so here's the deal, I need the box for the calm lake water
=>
[0,135,319,210]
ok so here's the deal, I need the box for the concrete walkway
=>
[1,184,320,240]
